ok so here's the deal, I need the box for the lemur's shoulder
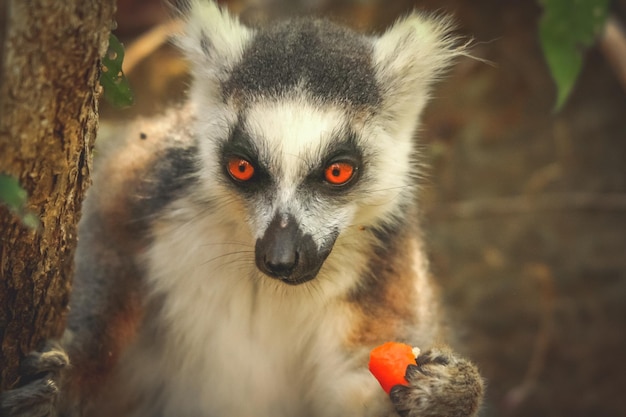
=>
[84,105,200,248]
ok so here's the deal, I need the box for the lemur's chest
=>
[122,261,381,417]
[159,282,330,416]
[111,217,391,416]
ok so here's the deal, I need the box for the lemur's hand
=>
[0,341,68,417]
[389,347,484,417]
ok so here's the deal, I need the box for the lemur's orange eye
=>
[227,157,255,181]
[324,162,355,185]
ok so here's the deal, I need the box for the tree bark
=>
[0,0,115,391]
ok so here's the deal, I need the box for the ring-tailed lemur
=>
[0,1,483,416]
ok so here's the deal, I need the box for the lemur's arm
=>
[348,229,484,417]
[63,111,199,415]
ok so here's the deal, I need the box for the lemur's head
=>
[176,1,464,285]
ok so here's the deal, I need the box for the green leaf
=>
[100,33,134,108]
[0,174,41,230]
[539,0,610,111]
[0,174,28,210]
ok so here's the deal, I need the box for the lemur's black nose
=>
[263,251,299,278]
[255,213,326,285]
[256,213,300,280]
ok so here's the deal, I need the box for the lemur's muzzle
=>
[255,213,333,285]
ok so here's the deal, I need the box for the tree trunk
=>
[0,0,115,391]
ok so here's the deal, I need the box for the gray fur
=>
[222,18,381,108]
[131,145,201,231]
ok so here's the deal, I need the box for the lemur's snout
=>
[255,213,332,285]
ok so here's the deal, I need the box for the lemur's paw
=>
[0,341,68,417]
[389,347,484,417]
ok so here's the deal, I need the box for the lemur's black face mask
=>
[255,213,336,285]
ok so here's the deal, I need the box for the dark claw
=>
[416,351,450,367]
[405,351,452,381]
[389,385,412,417]
[405,363,427,380]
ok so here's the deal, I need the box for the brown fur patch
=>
[98,127,166,241]
[66,285,144,407]
[344,226,443,350]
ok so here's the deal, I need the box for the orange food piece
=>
[368,342,418,394]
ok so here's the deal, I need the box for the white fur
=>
[373,13,465,138]
[175,1,254,107]
[176,0,252,74]
[125,191,436,416]
[190,91,419,251]
[241,98,357,242]
[121,197,390,417]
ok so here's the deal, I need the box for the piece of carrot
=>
[368,342,418,394]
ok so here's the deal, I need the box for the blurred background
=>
[102,0,626,416]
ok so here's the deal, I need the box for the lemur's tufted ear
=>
[373,13,466,137]
[175,1,253,85]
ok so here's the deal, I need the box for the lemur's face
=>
[179,1,461,285]
[208,20,382,285]
[219,100,368,285]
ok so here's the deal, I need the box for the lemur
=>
[0,1,484,416]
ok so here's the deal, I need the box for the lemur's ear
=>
[373,13,465,136]
[175,0,253,84]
